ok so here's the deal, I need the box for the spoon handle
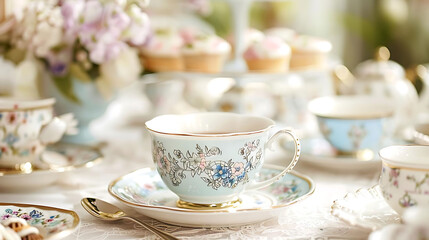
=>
[123,216,180,240]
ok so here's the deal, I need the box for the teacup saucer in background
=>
[108,164,315,227]
[0,202,79,240]
[331,185,400,231]
[0,143,102,190]
[281,136,406,172]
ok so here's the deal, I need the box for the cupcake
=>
[264,27,296,43]
[2,218,27,232]
[16,226,43,240]
[288,35,332,70]
[1,218,43,240]
[227,28,265,56]
[140,27,184,72]
[180,30,231,73]
[243,36,291,73]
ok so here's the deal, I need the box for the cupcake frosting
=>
[243,36,291,60]
[181,32,231,55]
[290,35,332,53]
[142,28,184,57]
[228,28,265,49]
[264,27,296,43]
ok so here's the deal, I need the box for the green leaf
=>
[69,63,91,82]
[52,75,81,104]
[4,48,26,65]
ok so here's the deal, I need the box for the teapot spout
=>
[332,65,355,95]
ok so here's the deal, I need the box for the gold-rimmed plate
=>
[0,202,79,239]
[108,164,315,227]
[0,143,102,190]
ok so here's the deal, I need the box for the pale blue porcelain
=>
[40,76,112,144]
[308,96,394,154]
[145,112,301,205]
[316,117,387,153]
[109,166,313,209]
[108,165,314,226]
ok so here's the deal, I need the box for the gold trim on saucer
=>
[0,143,103,176]
[108,164,315,213]
[0,202,80,240]
[176,198,242,210]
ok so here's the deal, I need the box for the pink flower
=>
[21,214,31,220]
[199,159,206,170]
[231,162,244,176]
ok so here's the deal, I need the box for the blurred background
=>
[197,0,429,70]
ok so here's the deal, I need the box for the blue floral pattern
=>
[153,140,262,190]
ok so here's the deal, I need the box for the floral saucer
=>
[282,137,405,171]
[331,185,400,231]
[0,202,79,239]
[0,143,102,190]
[108,164,315,227]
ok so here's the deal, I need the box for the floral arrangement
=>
[4,0,151,102]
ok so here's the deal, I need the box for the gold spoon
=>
[81,197,179,240]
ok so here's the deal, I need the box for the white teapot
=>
[333,47,419,136]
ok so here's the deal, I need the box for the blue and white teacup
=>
[0,98,77,170]
[145,112,301,209]
[308,96,394,153]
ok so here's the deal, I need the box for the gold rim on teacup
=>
[0,98,55,111]
[379,145,429,171]
[145,112,274,137]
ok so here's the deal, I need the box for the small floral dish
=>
[108,164,315,227]
[331,185,400,231]
[0,143,102,190]
[282,136,405,172]
[0,202,79,239]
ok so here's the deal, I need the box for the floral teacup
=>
[0,98,77,170]
[379,145,429,214]
[308,95,394,153]
[145,112,301,209]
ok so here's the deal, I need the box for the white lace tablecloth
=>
[0,127,380,240]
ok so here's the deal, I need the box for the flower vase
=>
[40,74,112,144]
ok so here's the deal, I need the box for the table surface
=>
[0,127,381,240]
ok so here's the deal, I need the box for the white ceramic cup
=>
[0,98,76,170]
[145,112,301,209]
[379,145,429,214]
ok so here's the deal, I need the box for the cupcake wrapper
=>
[290,51,327,70]
[141,55,184,72]
[183,54,225,73]
[245,57,289,73]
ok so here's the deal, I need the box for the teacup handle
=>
[245,128,301,190]
[39,113,78,144]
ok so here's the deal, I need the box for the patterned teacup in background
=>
[0,98,77,170]
[308,96,394,154]
[145,112,301,209]
[379,145,429,214]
